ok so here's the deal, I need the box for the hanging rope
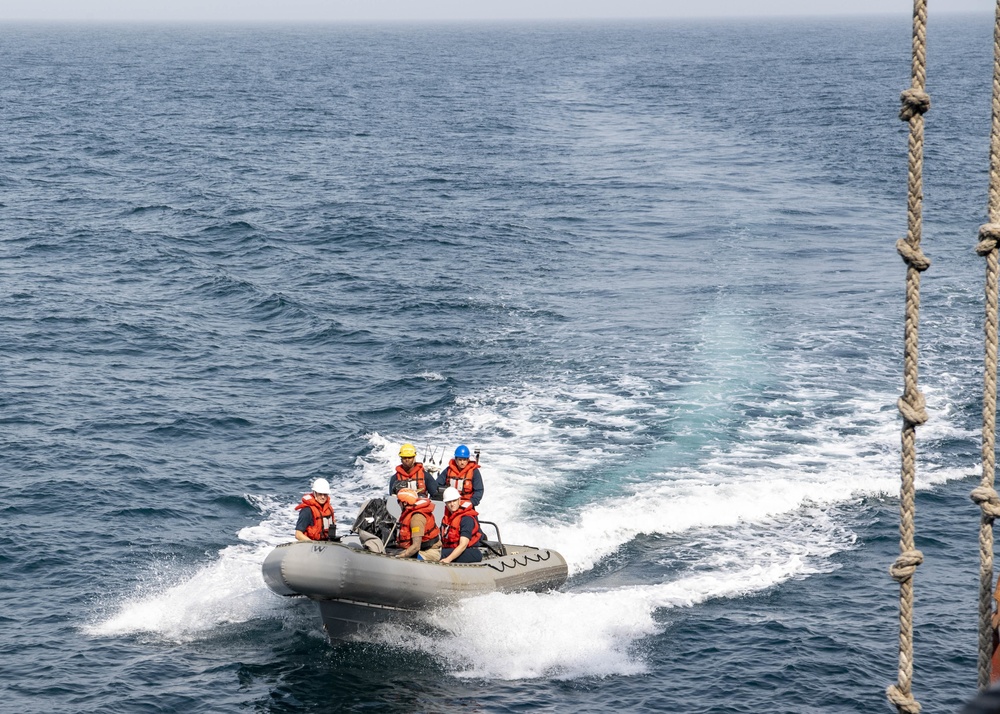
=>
[970,0,1000,691]
[887,2,930,713]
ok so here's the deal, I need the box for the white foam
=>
[378,517,842,680]
[86,544,278,642]
[416,371,446,382]
[87,365,974,680]
[353,375,974,581]
[379,590,654,680]
[85,495,298,642]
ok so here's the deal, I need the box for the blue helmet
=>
[455,444,471,459]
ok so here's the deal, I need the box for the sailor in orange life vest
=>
[294,478,336,542]
[436,444,483,507]
[393,488,442,561]
[439,486,484,564]
[389,442,439,499]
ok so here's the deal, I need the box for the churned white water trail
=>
[382,533,841,680]
[366,376,972,577]
[89,366,972,681]
[344,370,975,679]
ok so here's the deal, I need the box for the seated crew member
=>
[394,488,442,561]
[436,444,483,507]
[294,478,336,542]
[389,442,438,499]
[440,486,484,564]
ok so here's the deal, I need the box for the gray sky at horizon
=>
[0,0,992,23]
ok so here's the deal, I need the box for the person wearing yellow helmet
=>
[389,442,438,499]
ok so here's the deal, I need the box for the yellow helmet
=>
[399,443,417,458]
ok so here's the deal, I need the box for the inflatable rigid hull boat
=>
[262,497,568,640]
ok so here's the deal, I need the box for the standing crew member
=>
[294,478,335,542]
[440,486,484,564]
[389,442,438,499]
[437,444,483,506]
[394,488,442,561]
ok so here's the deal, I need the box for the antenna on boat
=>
[424,445,443,473]
[473,447,481,464]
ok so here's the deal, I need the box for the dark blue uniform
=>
[441,514,483,563]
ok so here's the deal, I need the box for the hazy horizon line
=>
[0,10,990,26]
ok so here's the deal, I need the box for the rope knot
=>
[896,390,928,426]
[886,684,922,714]
[896,238,931,272]
[889,549,924,582]
[970,485,1000,520]
[976,223,1000,256]
[899,88,931,121]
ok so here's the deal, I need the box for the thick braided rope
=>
[887,2,929,713]
[972,0,1000,690]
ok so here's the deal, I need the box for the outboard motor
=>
[351,498,399,553]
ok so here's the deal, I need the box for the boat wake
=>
[86,373,973,678]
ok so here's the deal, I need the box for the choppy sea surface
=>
[2,14,999,713]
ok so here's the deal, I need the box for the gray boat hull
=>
[262,539,568,640]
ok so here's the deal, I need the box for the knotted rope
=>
[887,2,929,712]
[972,0,1000,690]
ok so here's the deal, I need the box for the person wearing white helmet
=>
[294,478,336,542]
[389,443,438,499]
[439,486,484,564]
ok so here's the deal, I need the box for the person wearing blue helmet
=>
[436,444,483,506]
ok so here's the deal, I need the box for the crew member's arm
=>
[441,514,474,563]
[396,513,425,558]
[425,469,440,499]
[471,468,484,507]
[294,509,314,541]
[441,536,470,563]
[435,468,449,494]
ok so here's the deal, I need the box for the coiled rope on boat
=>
[888,2,930,713]
[485,550,554,574]
[971,0,1000,692]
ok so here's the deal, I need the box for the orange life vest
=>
[294,493,335,541]
[397,499,440,550]
[444,458,478,501]
[393,462,428,495]
[441,502,482,549]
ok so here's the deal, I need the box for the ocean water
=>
[1,14,997,713]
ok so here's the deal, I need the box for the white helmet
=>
[311,478,331,495]
[442,486,461,503]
